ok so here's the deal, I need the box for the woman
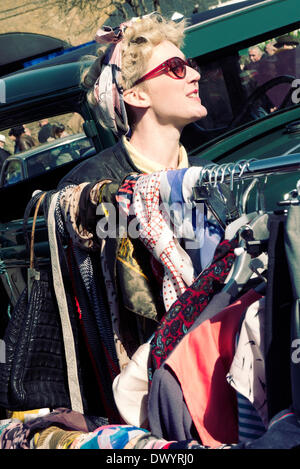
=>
[54,12,209,377]
[51,14,214,419]
[58,13,207,189]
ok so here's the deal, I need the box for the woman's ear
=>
[123,87,151,109]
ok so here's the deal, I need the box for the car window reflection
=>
[182,27,299,154]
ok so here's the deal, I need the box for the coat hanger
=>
[192,162,269,298]
[225,166,268,240]
[225,177,260,241]
[193,159,264,235]
[222,211,269,298]
[224,166,269,294]
[192,163,241,230]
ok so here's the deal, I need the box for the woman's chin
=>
[197,104,208,119]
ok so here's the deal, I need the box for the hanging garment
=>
[115,172,140,218]
[41,192,109,417]
[100,179,164,353]
[113,284,237,434]
[48,192,84,414]
[59,180,111,251]
[117,169,224,312]
[54,186,121,419]
[69,243,119,371]
[112,341,151,428]
[226,297,268,428]
[264,212,293,421]
[159,167,223,273]
[164,288,263,447]
[150,237,238,372]
[116,169,222,274]
[188,289,234,331]
[147,288,239,442]
[284,204,300,419]
[129,171,196,312]
[100,237,131,372]
[235,393,266,442]
[66,242,121,422]
[59,186,121,419]
[147,363,196,442]
[148,293,266,444]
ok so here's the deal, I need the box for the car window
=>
[26,136,94,177]
[238,30,299,116]
[183,26,300,154]
[2,160,22,186]
[1,112,85,155]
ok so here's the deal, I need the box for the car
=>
[0,132,95,187]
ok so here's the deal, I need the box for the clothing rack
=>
[197,152,300,187]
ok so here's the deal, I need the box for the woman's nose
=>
[187,65,201,82]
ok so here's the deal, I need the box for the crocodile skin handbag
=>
[0,191,71,410]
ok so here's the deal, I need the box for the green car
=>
[0,0,299,329]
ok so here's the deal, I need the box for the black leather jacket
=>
[58,139,142,189]
[58,138,207,189]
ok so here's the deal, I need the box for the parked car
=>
[0,132,95,187]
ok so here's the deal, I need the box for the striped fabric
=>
[237,392,266,442]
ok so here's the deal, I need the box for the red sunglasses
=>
[132,56,200,86]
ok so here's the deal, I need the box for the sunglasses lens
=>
[169,58,186,78]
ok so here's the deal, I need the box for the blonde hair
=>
[81,14,185,131]
[82,14,185,93]
[120,14,185,90]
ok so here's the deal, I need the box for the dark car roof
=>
[0,32,70,76]
[3,41,99,78]
[1,60,91,108]
[189,0,271,25]
[184,0,300,58]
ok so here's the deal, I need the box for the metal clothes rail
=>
[198,152,300,187]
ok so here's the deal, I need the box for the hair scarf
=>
[93,23,131,137]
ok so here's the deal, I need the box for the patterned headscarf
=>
[93,23,130,137]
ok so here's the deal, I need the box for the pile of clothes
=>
[1,407,300,450]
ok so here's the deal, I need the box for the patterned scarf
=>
[116,172,196,312]
[149,237,238,372]
[93,23,131,137]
